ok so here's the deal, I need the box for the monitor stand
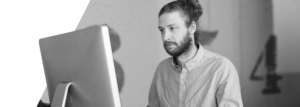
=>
[51,82,72,107]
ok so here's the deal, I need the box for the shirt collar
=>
[172,44,205,72]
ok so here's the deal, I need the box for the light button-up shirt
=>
[148,45,243,107]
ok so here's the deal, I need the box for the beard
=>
[164,32,193,57]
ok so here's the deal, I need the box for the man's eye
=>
[159,29,164,33]
[170,27,175,31]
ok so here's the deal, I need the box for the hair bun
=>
[178,0,200,7]
[178,0,203,17]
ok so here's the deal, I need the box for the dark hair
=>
[159,0,203,46]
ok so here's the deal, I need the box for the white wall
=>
[274,0,300,73]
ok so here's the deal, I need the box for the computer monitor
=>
[39,25,121,107]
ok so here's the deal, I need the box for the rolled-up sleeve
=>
[215,60,243,107]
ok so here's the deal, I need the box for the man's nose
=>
[163,30,171,41]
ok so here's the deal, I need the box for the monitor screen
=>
[39,25,121,107]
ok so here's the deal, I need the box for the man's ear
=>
[188,21,196,35]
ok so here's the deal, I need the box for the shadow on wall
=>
[249,34,300,107]
[198,30,218,46]
[250,35,282,94]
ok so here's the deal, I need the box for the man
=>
[148,0,243,107]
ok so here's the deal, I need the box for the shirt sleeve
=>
[148,67,160,107]
[215,59,244,107]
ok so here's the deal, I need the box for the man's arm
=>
[215,59,243,107]
[148,67,160,107]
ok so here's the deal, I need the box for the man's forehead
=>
[158,11,186,27]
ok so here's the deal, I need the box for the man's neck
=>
[176,44,198,67]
